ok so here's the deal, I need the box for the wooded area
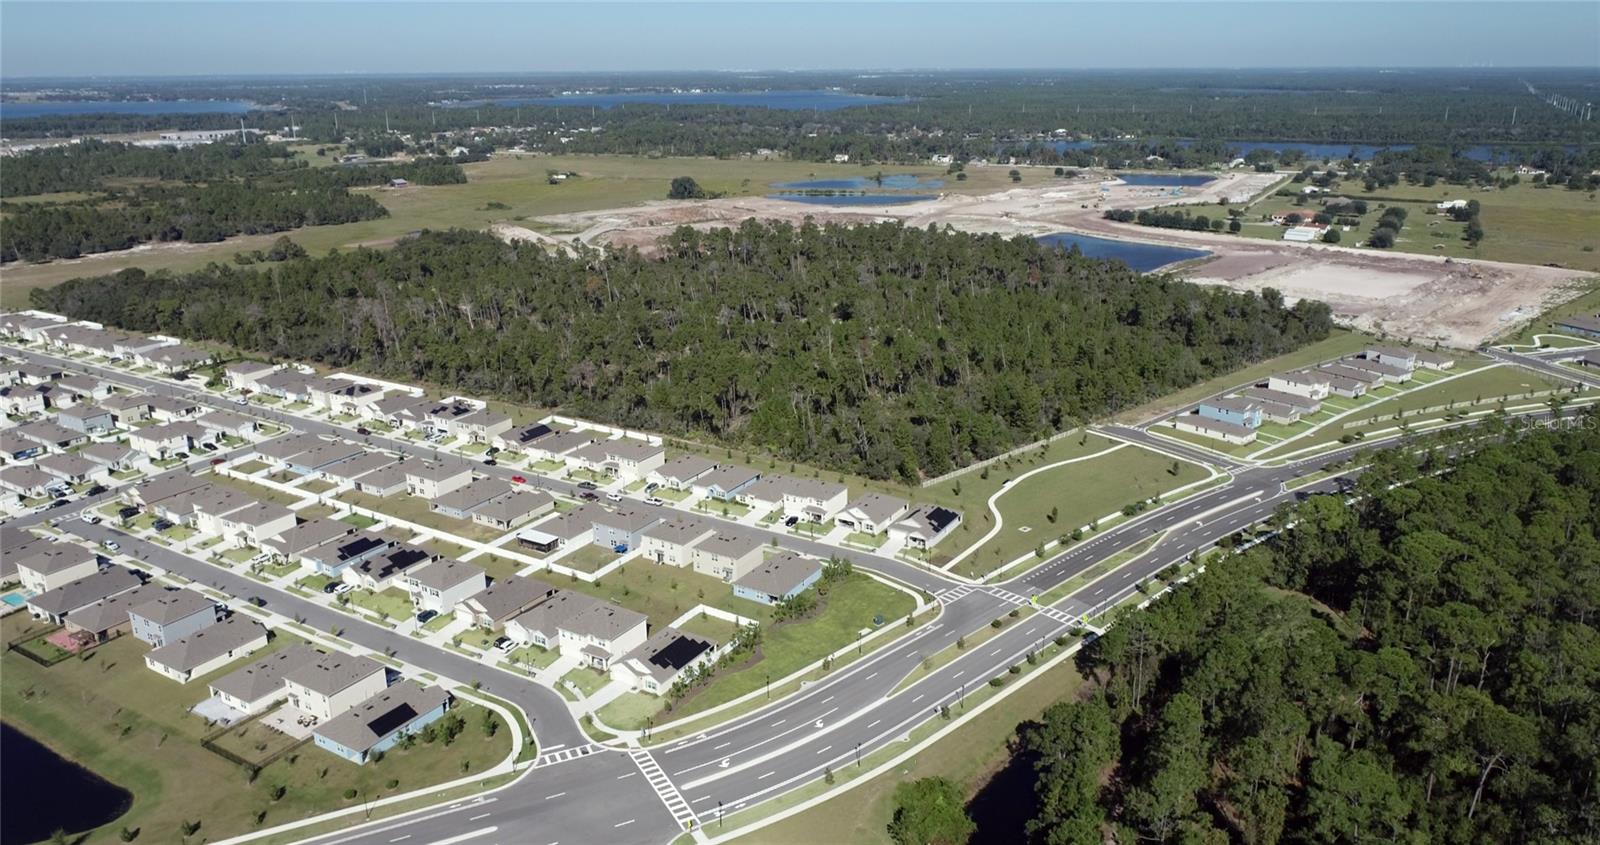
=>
[33,222,1331,480]
[1011,416,1599,844]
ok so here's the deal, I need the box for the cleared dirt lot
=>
[512,166,1592,348]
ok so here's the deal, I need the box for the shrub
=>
[988,677,1004,688]
[990,619,1003,629]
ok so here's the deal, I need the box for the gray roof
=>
[407,558,487,592]
[1201,396,1262,415]
[653,455,716,484]
[285,440,365,469]
[347,544,434,583]
[1318,363,1383,384]
[1240,386,1319,411]
[98,392,153,412]
[15,544,99,577]
[1366,345,1416,360]
[0,431,35,455]
[196,409,256,432]
[146,617,267,674]
[28,567,142,617]
[497,423,554,448]
[600,438,664,463]
[263,518,354,557]
[508,588,605,639]
[321,451,400,482]
[405,460,473,483]
[844,493,909,526]
[1277,370,1331,387]
[63,583,161,635]
[1180,415,1256,438]
[133,420,207,443]
[284,652,385,696]
[641,515,716,547]
[313,683,450,754]
[55,403,112,423]
[696,464,761,493]
[469,489,553,524]
[353,463,408,491]
[209,644,322,703]
[528,430,594,456]
[534,504,605,542]
[128,589,216,625]
[593,504,662,535]
[735,552,822,597]
[692,529,765,560]
[0,464,54,491]
[36,452,100,479]
[253,433,326,462]
[1,525,48,577]
[129,473,212,506]
[144,395,201,416]
[374,393,436,418]
[79,440,136,465]
[430,478,512,512]
[16,419,82,446]
[221,500,296,529]
[467,575,556,624]
[623,626,715,685]
[561,601,647,642]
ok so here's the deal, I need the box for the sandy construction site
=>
[508,166,1591,348]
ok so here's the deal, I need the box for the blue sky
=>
[2,1,1597,78]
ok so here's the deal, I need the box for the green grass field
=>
[0,615,509,845]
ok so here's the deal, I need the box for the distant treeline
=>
[0,141,466,262]
[34,222,1333,480]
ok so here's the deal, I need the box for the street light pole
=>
[855,742,861,767]
[765,673,770,699]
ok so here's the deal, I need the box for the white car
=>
[644,496,665,506]
[81,513,101,525]
[104,540,121,552]
[235,397,248,406]
[332,583,355,596]
[606,492,623,502]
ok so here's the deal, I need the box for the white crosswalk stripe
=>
[937,584,977,603]
[531,743,602,768]
[628,747,702,832]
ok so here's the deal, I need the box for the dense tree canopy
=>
[1014,416,1600,844]
[34,222,1331,480]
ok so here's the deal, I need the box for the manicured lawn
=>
[335,490,504,542]
[340,512,381,529]
[560,667,611,698]
[843,531,888,549]
[596,692,668,731]
[694,498,752,518]
[206,473,309,509]
[232,459,269,475]
[300,479,336,495]
[963,444,1209,579]
[677,612,734,645]
[346,587,413,621]
[422,613,455,633]
[505,644,561,671]
[297,573,336,593]
[471,553,525,583]
[0,617,509,845]
[218,546,259,565]
[655,486,692,502]
[555,544,622,573]
[420,538,475,560]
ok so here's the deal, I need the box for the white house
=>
[404,461,473,500]
[569,439,666,483]
[1267,371,1332,401]
[688,530,767,582]
[282,652,388,721]
[648,455,717,491]
[404,559,488,614]
[739,475,849,523]
[836,493,910,536]
[639,517,717,567]
[207,644,323,716]
[144,618,268,684]
[889,506,964,550]
[15,545,101,594]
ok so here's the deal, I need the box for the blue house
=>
[300,531,393,576]
[313,684,452,764]
[1197,397,1263,429]
[733,552,823,606]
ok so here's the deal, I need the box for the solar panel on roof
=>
[925,507,959,533]
[648,636,711,671]
[367,703,420,738]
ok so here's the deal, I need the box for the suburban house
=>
[320,451,400,488]
[128,589,219,646]
[514,503,602,554]
[196,409,258,438]
[422,401,478,435]
[145,395,203,421]
[404,559,488,614]
[733,552,824,606]
[256,370,316,403]
[61,583,160,644]
[452,408,513,444]
[0,385,48,416]
[1363,346,1418,371]
[504,588,649,671]
[263,518,355,564]
[26,567,143,624]
[0,431,44,463]
[1197,397,1263,429]
[15,419,88,450]
[1414,351,1455,371]
[456,575,556,630]
[640,516,717,567]
[370,393,437,430]
[185,485,260,531]
[1268,371,1332,401]
[125,472,211,510]
[224,361,278,392]
[1340,357,1412,384]
[55,404,114,435]
[1318,363,1385,388]
[15,544,101,594]
[298,530,394,576]
[617,627,717,696]
[53,375,113,404]
[98,392,153,424]
[284,652,389,721]
[590,505,663,552]
[0,464,57,498]
[1242,386,1321,414]
[308,377,386,416]
[144,617,269,684]
[493,422,554,453]
[740,475,850,523]
[404,460,473,499]
[36,452,111,486]
[313,684,451,765]
[129,420,212,460]
[1552,313,1600,339]
[837,493,910,536]
[889,506,965,550]
[523,429,595,463]
[352,463,408,498]
[569,438,667,483]
[648,455,717,491]
[1173,413,1257,445]
[252,433,325,467]
[213,501,299,548]
[429,478,512,519]
[207,644,322,716]
[470,489,555,531]
[282,441,367,476]
[693,465,762,501]
[688,530,766,582]
[341,543,436,591]
[140,343,212,374]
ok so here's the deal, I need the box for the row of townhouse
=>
[123,474,297,549]
[1175,345,1456,444]
[4,319,214,375]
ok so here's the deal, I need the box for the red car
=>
[511,475,527,484]
[210,458,226,466]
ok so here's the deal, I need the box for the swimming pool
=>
[2,593,27,608]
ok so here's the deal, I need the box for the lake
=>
[1,722,132,844]
[1037,232,1210,273]
[1115,173,1215,187]
[0,99,254,118]
[448,90,911,111]
[773,174,944,191]
[770,193,939,206]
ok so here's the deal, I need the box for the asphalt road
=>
[7,343,1589,845]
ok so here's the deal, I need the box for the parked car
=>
[81,514,101,525]
[246,596,268,608]
[784,515,800,527]
[482,458,497,466]
[210,458,226,466]
[332,583,354,596]
[356,427,370,436]
[117,507,140,520]
[322,582,342,594]
[510,475,527,485]
[201,442,218,452]
[235,397,249,406]
[577,481,598,491]
[486,446,500,456]
[49,499,70,509]
[644,482,660,493]
[644,496,664,506]
[416,610,438,624]
[580,492,599,501]
[493,637,514,653]
[174,452,190,460]
[104,540,121,552]
[85,485,106,496]
[152,519,173,531]
[606,492,622,502]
